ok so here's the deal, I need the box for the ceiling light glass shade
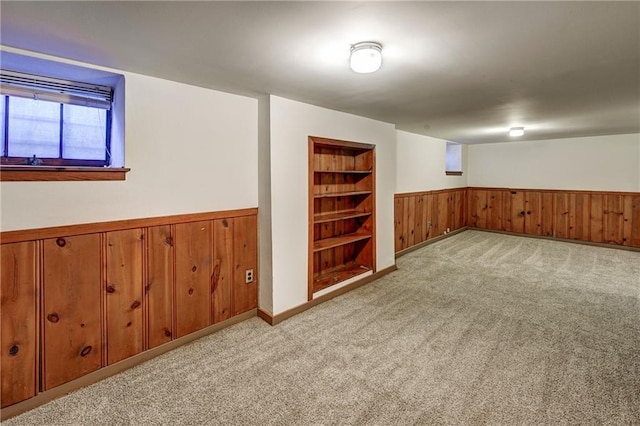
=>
[509,127,525,137]
[350,42,382,73]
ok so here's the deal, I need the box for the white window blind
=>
[0,69,112,109]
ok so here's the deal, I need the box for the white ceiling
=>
[1,1,638,144]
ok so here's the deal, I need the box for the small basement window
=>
[445,141,463,176]
[0,51,127,181]
[1,70,113,167]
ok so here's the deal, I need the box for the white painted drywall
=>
[268,96,396,315]
[0,48,258,231]
[257,95,274,313]
[467,134,640,192]
[395,131,467,194]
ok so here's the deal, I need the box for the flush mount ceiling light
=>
[509,127,525,137]
[350,42,382,74]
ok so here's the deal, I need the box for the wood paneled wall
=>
[467,188,640,247]
[394,188,467,253]
[0,208,258,409]
[395,187,640,254]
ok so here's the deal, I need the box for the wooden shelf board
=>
[312,263,373,293]
[314,210,372,224]
[314,169,372,174]
[313,233,371,252]
[314,190,372,199]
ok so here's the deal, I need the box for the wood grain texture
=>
[42,234,102,390]
[1,242,37,408]
[309,137,376,296]
[233,215,258,315]
[213,219,234,323]
[460,187,640,250]
[174,221,212,338]
[105,229,144,365]
[0,208,258,244]
[394,188,468,252]
[624,195,640,246]
[146,226,174,349]
[1,209,259,412]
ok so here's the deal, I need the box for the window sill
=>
[445,171,463,176]
[0,166,130,182]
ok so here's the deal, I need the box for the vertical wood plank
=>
[233,215,258,315]
[406,196,416,247]
[590,194,604,243]
[573,193,591,242]
[174,221,212,338]
[413,195,424,245]
[1,242,37,407]
[423,193,433,240]
[487,190,503,231]
[467,189,478,228]
[147,225,173,349]
[402,197,410,249]
[567,193,577,240]
[499,190,510,232]
[105,229,144,365]
[213,218,234,323]
[623,195,640,246]
[454,190,464,230]
[524,191,542,235]
[394,196,404,252]
[438,192,450,235]
[603,194,624,245]
[554,193,570,238]
[42,234,102,390]
[510,190,525,233]
[540,192,554,236]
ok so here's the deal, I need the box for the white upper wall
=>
[268,96,396,314]
[467,133,640,192]
[0,48,258,231]
[395,130,467,193]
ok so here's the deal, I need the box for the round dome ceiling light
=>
[509,127,525,137]
[350,42,383,74]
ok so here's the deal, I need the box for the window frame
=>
[445,141,463,176]
[0,56,127,182]
[1,95,113,167]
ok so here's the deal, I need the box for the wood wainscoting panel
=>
[0,208,258,414]
[174,221,213,338]
[233,215,258,316]
[394,189,468,253]
[590,194,604,243]
[105,229,144,365]
[1,242,37,408]
[624,195,640,247]
[146,225,174,349]
[42,234,102,390]
[603,194,625,245]
[524,191,542,235]
[460,188,640,250]
[212,219,234,323]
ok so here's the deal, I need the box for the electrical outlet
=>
[245,269,254,284]
[427,221,432,227]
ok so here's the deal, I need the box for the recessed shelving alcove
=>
[308,136,376,299]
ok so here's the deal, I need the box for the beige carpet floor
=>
[5,230,640,425]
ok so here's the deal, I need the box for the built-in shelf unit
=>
[308,136,376,299]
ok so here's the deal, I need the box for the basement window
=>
[0,53,127,181]
[445,141,463,176]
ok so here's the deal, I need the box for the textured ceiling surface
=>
[1,1,638,143]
